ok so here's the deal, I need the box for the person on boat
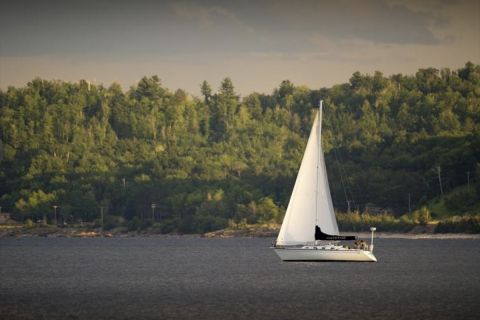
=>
[359,240,367,250]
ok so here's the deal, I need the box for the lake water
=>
[0,237,479,320]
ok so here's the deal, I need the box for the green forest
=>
[1,62,479,233]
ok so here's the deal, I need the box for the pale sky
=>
[0,0,479,96]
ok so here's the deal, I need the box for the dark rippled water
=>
[0,237,479,320]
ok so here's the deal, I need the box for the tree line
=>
[0,62,479,233]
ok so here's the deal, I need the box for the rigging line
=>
[332,144,350,209]
[333,141,357,210]
[335,145,358,210]
[336,138,363,210]
[329,116,358,211]
[328,119,353,207]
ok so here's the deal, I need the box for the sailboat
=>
[273,101,377,262]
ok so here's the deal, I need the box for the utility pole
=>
[151,203,156,221]
[408,193,411,214]
[437,166,444,195]
[346,200,351,213]
[53,205,58,226]
[467,171,470,192]
[100,206,104,232]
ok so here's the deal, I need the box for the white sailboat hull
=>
[274,247,377,262]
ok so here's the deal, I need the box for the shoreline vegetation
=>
[1,211,479,239]
[1,63,479,235]
[1,226,479,240]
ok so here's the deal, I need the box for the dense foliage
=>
[1,63,479,233]
[337,212,414,232]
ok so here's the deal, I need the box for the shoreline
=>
[202,228,480,239]
[352,232,480,239]
[0,226,479,239]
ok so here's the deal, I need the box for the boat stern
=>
[363,250,377,262]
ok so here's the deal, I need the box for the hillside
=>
[0,62,479,233]
[428,184,480,219]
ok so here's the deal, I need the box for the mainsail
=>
[276,103,339,246]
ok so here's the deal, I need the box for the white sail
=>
[276,105,339,246]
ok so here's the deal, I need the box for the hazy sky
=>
[0,0,479,96]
